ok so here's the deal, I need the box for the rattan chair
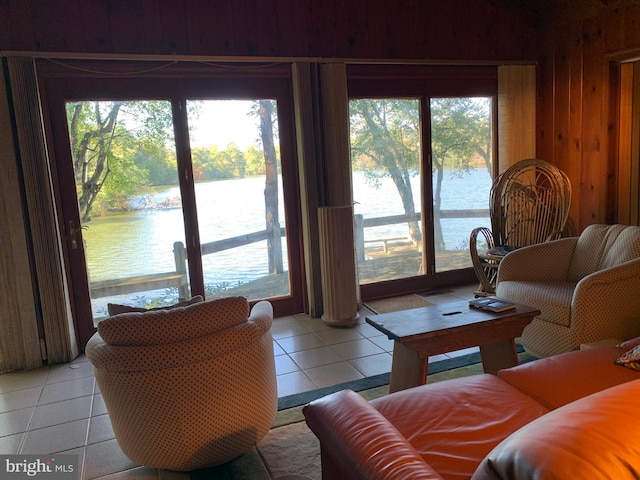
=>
[470,158,572,297]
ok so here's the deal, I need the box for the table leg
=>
[479,339,518,374]
[389,342,428,393]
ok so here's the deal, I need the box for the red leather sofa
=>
[303,337,640,479]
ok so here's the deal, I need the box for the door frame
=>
[37,60,305,348]
[347,64,499,300]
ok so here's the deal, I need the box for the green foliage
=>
[245,146,266,175]
[349,96,493,252]
[350,98,420,183]
[67,100,175,220]
[135,147,178,186]
[350,97,491,175]
[430,97,492,175]
[66,99,277,220]
[190,142,266,181]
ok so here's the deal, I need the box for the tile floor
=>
[0,284,478,479]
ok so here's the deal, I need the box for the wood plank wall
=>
[536,1,640,231]
[4,2,640,231]
[0,0,535,61]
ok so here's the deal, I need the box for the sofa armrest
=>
[248,300,273,326]
[497,237,578,283]
[303,390,443,480]
[570,258,640,340]
[470,226,495,251]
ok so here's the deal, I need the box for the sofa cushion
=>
[370,374,548,480]
[98,296,250,346]
[107,295,203,316]
[494,280,574,326]
[472,379,640,480]
[498,342,640,409]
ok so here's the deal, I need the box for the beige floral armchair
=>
[86,296,277,471]
[496,224,640,357]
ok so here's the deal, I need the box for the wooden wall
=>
[536,0,640,231]
[5,1,640,231]
[0,0,535,61]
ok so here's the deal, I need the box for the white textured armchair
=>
[496,224,640,358]
[86,296,277,471]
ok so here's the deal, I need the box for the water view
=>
[65,96,494,320]
[354,168,492,251]
[84,168,492,317]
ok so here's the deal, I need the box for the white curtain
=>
[0,58,42,372]
[0,56,78,371]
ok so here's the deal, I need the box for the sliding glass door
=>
[348,65,497,298]
[66,100,190,317]
[39,63,303,346]
[186,99,290,301]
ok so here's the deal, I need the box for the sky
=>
[188,100,260,150]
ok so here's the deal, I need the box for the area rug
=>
[364,293,434,313]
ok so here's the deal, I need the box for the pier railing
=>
[89,210,488,299]
[89,228,285,300]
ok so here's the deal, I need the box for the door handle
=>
[69,220,82,249]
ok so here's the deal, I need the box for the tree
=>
[350,99,422,248]
[258,100,283,274]
[430,98,492,250]
[66,100,175,222]
[68,101,123,221]
[350,97,491,253]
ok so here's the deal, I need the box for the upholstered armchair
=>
[496,224,640,358]
[86,296,277,471]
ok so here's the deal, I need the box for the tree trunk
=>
[259,100,283,274]
[358,105,423,249]
[69,101,123,222]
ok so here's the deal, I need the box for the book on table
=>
[469,297,516,313]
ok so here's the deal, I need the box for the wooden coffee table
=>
[366,299,540,393]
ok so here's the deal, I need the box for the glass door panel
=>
[65,100,188,323]
[350,96,495,286]
[429,97,494,272]
[349,98,424,284]
[187,99,290,301]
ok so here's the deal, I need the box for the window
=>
[38,61,304,345]
[348,65,497,297]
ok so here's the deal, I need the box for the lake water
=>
[83,168,492,312]
[353,168,492,250]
